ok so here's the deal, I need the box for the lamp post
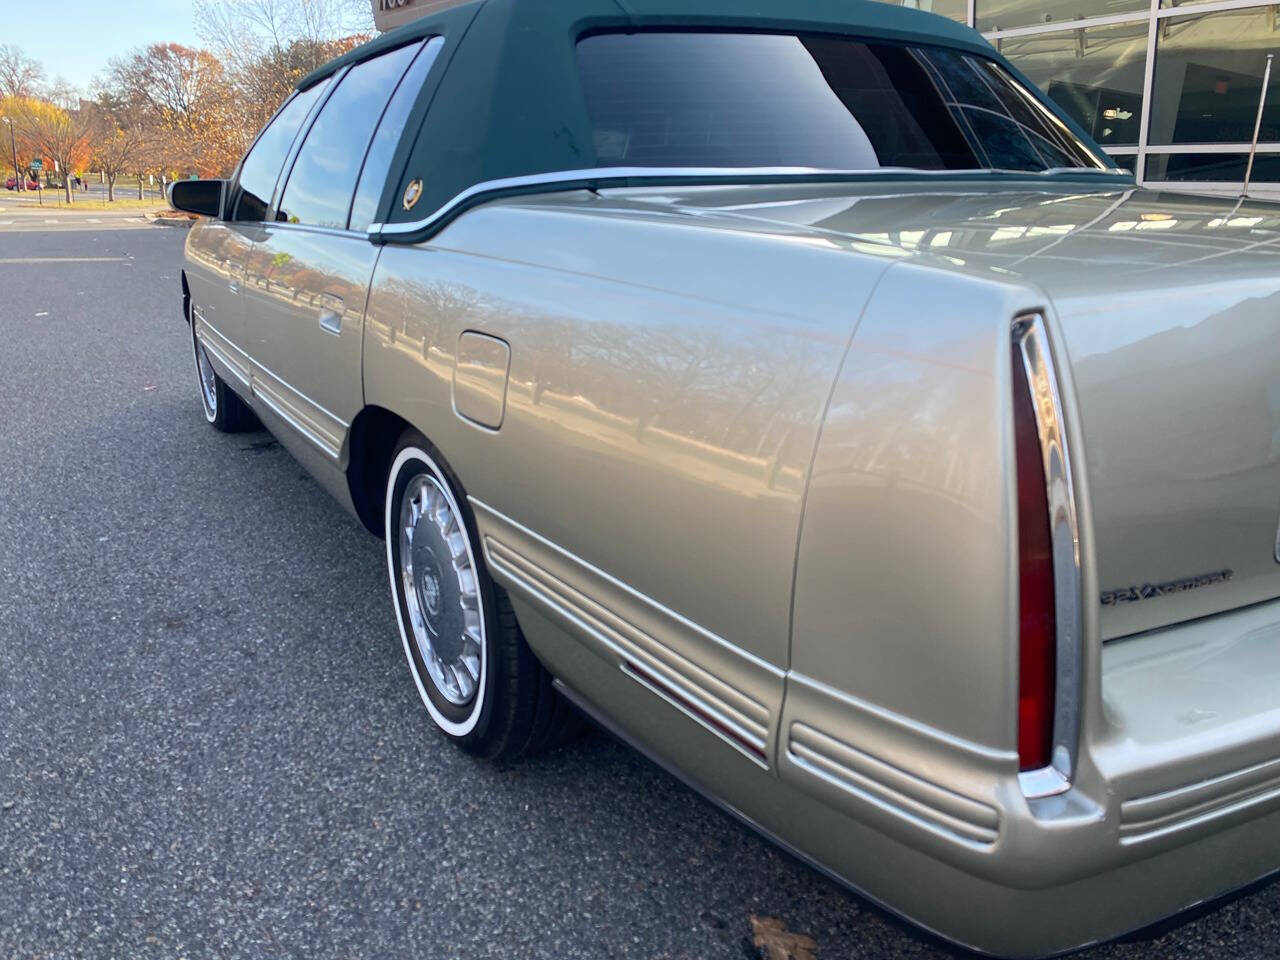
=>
[1,117,20,193]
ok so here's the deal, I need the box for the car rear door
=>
[239,38,443,467]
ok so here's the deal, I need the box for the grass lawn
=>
[2,194,165,211]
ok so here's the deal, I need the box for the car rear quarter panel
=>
[781,264,1063,872]
[362,197,894,761]
[790,263,1030,750]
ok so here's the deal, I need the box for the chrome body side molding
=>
[471,497,778,765]
[192,308,251,390]
[250,361,350,462]
[787,721,1000,848]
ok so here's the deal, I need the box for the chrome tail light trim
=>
[1013,313,1083,800]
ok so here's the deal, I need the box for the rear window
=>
[576,32,1106,173]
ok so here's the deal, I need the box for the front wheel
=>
[190,310,255,432]
[384,432,577,759]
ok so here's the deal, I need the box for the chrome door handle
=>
[319,294,344,336]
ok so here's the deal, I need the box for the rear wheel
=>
[384,431,577,759]
[190,309,254,432]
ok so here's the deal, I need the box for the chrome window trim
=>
[255,221,367,240]
[1013,314,1084,801]
[367,164,1129,242]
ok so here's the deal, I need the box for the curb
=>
[149,215,198,228]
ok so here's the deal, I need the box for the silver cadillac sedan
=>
[169,0,1280,954]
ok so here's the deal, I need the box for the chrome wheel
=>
[195,340,218,421]
[397,470,484,707]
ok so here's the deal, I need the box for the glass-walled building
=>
[881,0,1280,193]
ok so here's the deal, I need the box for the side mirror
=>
[168,179,225,218]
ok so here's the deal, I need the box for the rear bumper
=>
[771,597,1280,956]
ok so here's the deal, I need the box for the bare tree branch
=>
[0,45,46,99]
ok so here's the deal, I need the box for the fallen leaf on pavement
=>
[749,915,817,960]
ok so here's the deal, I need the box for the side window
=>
[233,81,328,223]
[349,37,445,232]
[276,43,422,230]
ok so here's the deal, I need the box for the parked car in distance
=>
[5,177,39,190]
[171,1,1280,955]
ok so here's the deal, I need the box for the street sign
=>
[29,158,42,170]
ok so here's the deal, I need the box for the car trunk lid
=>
[1054,266,1280,640]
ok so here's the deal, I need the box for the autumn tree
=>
[13,98,93,203]
[0,45,44,99]
[0,96,38,187]
[106,43,237,177]
[85,96,153,201]
[195,0,371,163]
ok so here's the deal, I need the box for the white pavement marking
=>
[0,257,131,264]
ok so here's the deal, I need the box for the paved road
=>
[1,223,1278,960]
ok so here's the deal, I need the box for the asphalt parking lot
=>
[2,221,1280,959]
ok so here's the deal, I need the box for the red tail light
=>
[1012,341,1056,771]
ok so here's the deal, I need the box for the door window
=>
[349,37,445,232]
[277,43,422,230]
[233,81,329,222]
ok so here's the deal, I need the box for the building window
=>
[1150,6,1280,145]
[1146,151,1280,182]
[977,0,1148,34]
[876,0,1280,190]
[999,20,1148,146]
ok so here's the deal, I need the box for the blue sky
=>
[6,0,201,93]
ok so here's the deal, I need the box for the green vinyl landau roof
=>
[294,0,1120,240]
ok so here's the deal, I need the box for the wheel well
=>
[347,406,415,538]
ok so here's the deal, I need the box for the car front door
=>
[239,38,442,467]
[199,82,331,389]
